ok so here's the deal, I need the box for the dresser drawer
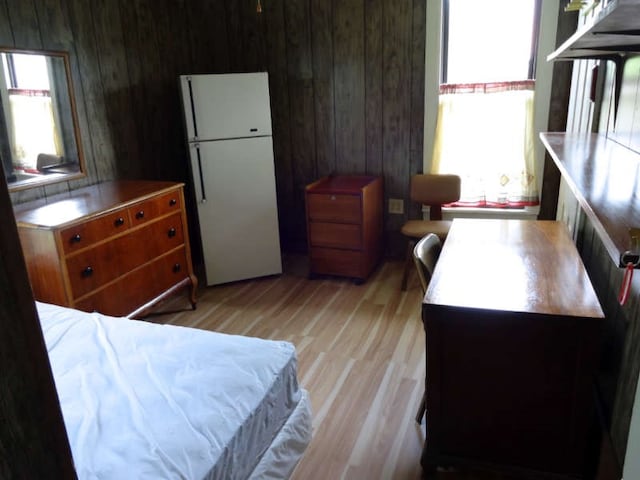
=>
[60,209,130,254]
[129,190,182,226]
[66,212,185,298]
[309,223,362,249]
[74,248,190,317]
[307,194,361,223]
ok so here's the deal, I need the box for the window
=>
[1,53,61,174]
[442,0,540,84]
[431,0,542,208]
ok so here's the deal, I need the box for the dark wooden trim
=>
[0,170,76,478]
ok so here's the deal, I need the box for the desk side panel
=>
[423,304,601,478]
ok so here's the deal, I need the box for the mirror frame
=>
[0,47,86,192]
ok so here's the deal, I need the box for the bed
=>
[36,301,312,479]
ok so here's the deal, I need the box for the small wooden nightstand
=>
[305,175,383,282]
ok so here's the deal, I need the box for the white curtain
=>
[431,81,538,207]
[9,91,61,171]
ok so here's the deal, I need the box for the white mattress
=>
[36,302,311,479]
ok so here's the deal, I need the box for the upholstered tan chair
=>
[412,233,442,423]
[400,174,460,290]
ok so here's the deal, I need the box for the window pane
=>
[11,53,50,90]
[446,0,536,84]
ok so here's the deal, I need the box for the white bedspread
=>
[36,302,311,479]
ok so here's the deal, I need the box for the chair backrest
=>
[412,233,442,294]
[410,174,461,220]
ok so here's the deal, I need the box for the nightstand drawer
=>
[309,223,361,249]
[309,247,367,278]
[61,209,130,254]
[307,194,361,223]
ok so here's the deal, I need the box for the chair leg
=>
[400,239,416,291]
[415,390,426,424]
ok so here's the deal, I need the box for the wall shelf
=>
[548,0,640,61]
[540,132,640,267]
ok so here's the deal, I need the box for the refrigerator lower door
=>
[189,136,282,285]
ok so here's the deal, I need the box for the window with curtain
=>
[1,53,61,172]
[431,0,541,208]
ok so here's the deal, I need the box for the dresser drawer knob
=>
[114,217,125,227]
[136,210,145,219]
[330,195,336,200]
[167,227,177,238]
[71,234,82,244]
[81,266,93,278]
[173,263,181,273]
[169,198,177,206]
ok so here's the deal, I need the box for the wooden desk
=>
[422,219,604,478]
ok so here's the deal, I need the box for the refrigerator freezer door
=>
[189,136,282,285]
[180,73,272,142]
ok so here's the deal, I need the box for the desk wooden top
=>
[424,219,604,318]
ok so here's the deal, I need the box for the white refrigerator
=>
[179,73,282,286]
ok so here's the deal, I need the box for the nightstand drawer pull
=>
[71,234,82,244]
[169,198,177,206]
[114,217,125,227]
[81,266,93,278]
[167,227,177,238]
[136,210,145,219]
[173,263,181,273]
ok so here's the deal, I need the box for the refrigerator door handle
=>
[186,76,199,141]
[191,143,207,203]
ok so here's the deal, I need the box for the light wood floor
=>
[153,256,519,480]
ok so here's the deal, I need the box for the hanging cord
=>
[618,262,634,306]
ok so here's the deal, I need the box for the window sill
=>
[423,205,540,221]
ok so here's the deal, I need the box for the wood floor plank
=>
[153,255,515,479]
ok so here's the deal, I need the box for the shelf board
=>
[548,0,640,61]
[540,132,640,267]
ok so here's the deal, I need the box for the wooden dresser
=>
[305,175,383,282]
[14,180,197,318]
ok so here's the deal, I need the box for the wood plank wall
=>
[561,5,640,468]
[594,56,640,469]
[0,0,426,256]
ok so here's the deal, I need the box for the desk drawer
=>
[60,209,130,254]
[309,223,362,249]
[129,190,182,226]
[307,194,361,223]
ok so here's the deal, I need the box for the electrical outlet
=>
[388,198,404,214]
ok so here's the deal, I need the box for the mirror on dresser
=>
[0,47,85,191]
